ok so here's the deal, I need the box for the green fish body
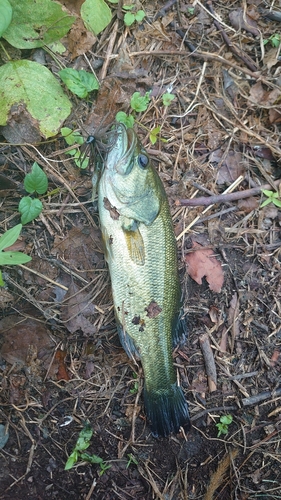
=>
[96,124,190,437]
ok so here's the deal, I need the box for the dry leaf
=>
[60,282,96,334]
[237,196,259,213]
[185,241,224,293]
[0,316,54,367]
[217,150,244,184]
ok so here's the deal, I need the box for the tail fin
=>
[144,383,190,437]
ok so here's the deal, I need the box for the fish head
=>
[102,123,162,225]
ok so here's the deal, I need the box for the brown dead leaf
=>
[217,150,244,184]
[227,292,240,341]
[125,404,141,421]
[68,18,96,60]
[60,282,96,334]
[237,196,259,213]
[0,103,41,143]
[229,8,259,36]
[185,241,224,293]
[0,315,54,367]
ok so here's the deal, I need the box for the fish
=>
[95,123,190,437]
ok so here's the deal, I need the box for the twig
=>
[199,334,217,392]
[176,178,281,206]
[206,1,258,72]
[241,387,281,407]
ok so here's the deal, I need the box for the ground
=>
[0,0,281,499]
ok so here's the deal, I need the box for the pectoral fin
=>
[123,226,145,266]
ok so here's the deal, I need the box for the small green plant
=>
[61,127,90,169]
[59,68,99,99]
[162,92,175,107]
[261,189,281,208]
[263,33,281,48]
[123,5,145,27]
[65,423,111,475]
[130,371,139,394]
[126,453,138,468]
[149,126,168,145]
[216,414,233,437]
[0,224,32,286]
[116,91,151,127]
[18,163,48,224]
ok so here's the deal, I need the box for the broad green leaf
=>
[116,112,134,128]
[0,224,22,252]
[124,12,135,26]
[0,60,72,138]
[220,415,233,425]
[2,0,75,49]
[0,251,32,265]
[19,197,43,224]
[24,163,48,194]
[59,68,99,98]
[61,127,84,146]
[162,93,175,106]
[81,0,112,36]
[135,10,145,22]
[130,91,151,112]
[0,0,13,38]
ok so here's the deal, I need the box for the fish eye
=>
[138,154,149,169]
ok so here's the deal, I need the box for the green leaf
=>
[0,0,13,37]
[0,60,72,139]
[19,197,43,224]
[260,198,272,208]
[24,163,48,194]
[135,10,145,22]
[2,0,75,49]
[80,453,104,464]
[272,198,281,208]
[162,93,175,106]
[0,224,22,251]
[220,415,233,425]
[149,126,160,145]
[0,271,4,287]
[64,451,78,470]
[124,12,135,26]
[123,4,134,10]
[59,68,99,98]
[130,91,151,112]
[116,111,135,127]
[0,251,32,265]
[262,189,274,197]
[81,0,112,36]
[61,127,84,146]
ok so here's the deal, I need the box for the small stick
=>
[206,1,258,72]
[176,178,281,207]
[242,387,281,407]
[199,333,217,392]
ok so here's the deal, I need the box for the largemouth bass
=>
[96,123,190,437]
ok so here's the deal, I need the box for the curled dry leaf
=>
[185,241,224,293]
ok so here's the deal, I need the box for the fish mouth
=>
[107,123,137,175]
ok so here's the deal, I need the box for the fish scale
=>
[96,123,190,437]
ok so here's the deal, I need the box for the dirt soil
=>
[1,1,281,499]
